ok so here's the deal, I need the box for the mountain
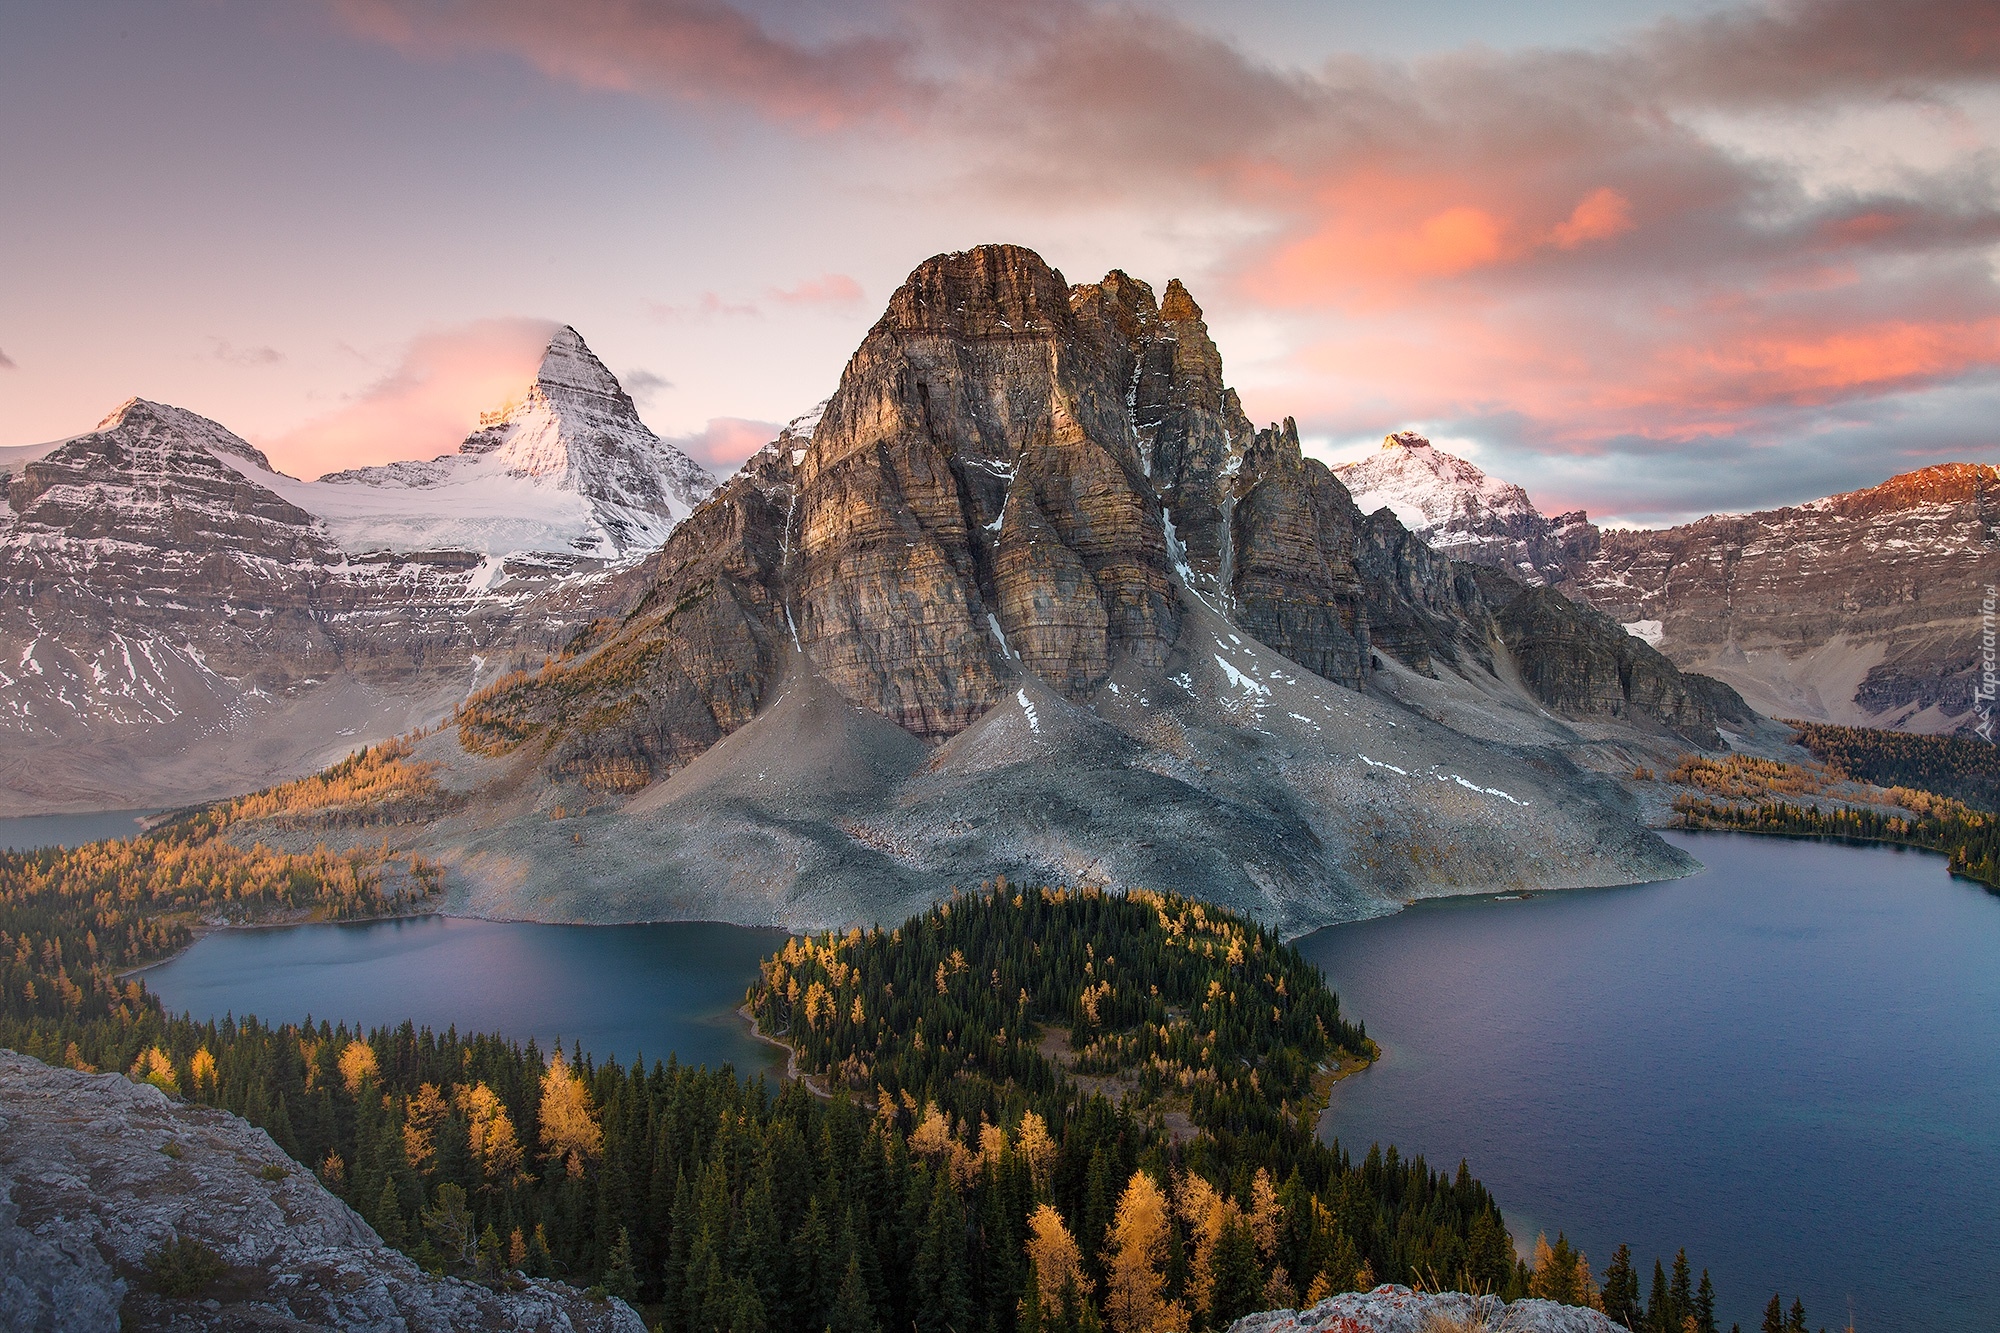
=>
[0,330,716,812]
[1578,464,1999,732]
[1338,433,1997,734]
[288,326,714,561]
[271,245,1745,937]
[1334,431,1596,588]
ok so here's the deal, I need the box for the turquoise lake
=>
[137,831,1998,1332]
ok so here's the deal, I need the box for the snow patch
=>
[1622,619,1665,647]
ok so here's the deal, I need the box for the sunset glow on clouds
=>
[0,0,1993,521]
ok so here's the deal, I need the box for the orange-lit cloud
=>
[326,0,2000,513]
[265,317,556,479]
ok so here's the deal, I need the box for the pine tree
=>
[603,1226,639,1304]
[1671,1250,1694,1325]
[1208,1213,1264,1327]
[1786,1298,1807,1333]
[373,1177,407,1249]
[829,1251,881,1333]
[1650,1261,1673,1333]
[1762,1294,1785,1333]
[1601,1244,1640,1327]
[911,1168,971,1333]
[1696,1271,1717,1333]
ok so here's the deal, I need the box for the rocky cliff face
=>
[1338,434,1996,736]
[0,330,716,813]
[0,1049,643,1333]
[1579,463,1999,732]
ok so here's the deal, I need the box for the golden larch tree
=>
[537,1049,602,1177]
[1102,1170,1187,1333]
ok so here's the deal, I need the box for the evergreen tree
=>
[1762,1294,1785,1333]
[1649,1261,1673,1333]
[603,1226,639,1304]
[1207,1213,1264,1328]
[1786,1298,1807,1333]
[912,1168,971,1333]
[373,1177,407,1248]
[1600,1244,1640,1328]
[1671,1249,1694,1324]
[1696,1270,1717,1333]
[830,1251,881,1333]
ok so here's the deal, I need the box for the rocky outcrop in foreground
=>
[0,1049,643,1333]
[1232,1285,1627,1333]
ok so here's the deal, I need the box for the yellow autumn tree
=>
[188,1048,218,1095]
[130,1045,178,1094]
[1024,1203,1092,1308]
[1015,1110,1057,1191]
[454,1082,525,1183]
[538,1050,602,1176]
[403,1082,448,1173]
[338,1039,378,1092]
[1102,1171,1187,1333]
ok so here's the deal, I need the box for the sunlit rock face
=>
[796,244,1188,735]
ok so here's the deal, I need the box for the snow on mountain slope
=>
[1334,432,1596,588]
[1335,432,1540,546]
[273,327,717,560]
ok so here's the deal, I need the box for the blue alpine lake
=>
[143,915,790,1077]
[1297,831,2000,1333]
[0,807,162,850]
[138,831,1998,1330]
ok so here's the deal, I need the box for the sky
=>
[1,0,1995,526]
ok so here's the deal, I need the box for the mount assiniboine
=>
[0,328,715,811]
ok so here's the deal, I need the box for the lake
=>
[139,832,1998,1331]
[144,916,790,1076]
[1297,832,2000,1333]
[0,808,162,850]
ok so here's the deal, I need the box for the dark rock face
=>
[1352,510,1496,678]
[1492,585,1753,746]
[1579,463,1999,731]
[1228,419,1369,689]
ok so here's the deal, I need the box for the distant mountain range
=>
[1335,433,1997,733]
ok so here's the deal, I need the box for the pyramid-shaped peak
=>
[1159,278,1203,323]
[532,325,627,402]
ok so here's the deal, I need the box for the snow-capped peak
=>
[1335,432,1540,539]
[304,327,718,560]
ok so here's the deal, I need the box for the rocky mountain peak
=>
[528,324,627,402]
[875,243,1077,341]
[1158,277,1203,324]
[1384,429,1432,450]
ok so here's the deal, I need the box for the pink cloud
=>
[665,416,781,472]
[264,317,556,479]
[766,274,864,308]
[328,0,2000,472]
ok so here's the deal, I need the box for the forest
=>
[1670,751,1999,888]
[1785,720,2000,812]
[0,822,1800,1332]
